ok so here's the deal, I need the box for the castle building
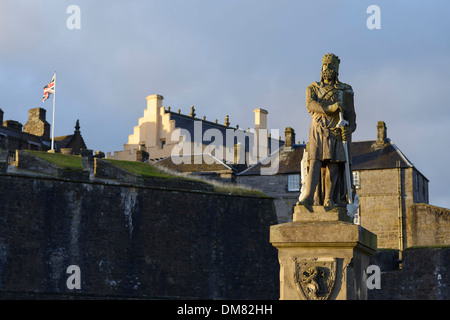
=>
[236,127,304,224]
[153,153,241,183]
[0,108,51,161]
[107,94,282,165]
[53,120,88,155]
[106,94,449,252]
[0,107,87,161]
[237,121,450,251]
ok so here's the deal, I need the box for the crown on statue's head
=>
[322,53,340,65]
[322,53,340,72]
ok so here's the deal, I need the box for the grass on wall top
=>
[27,150,84,172]
[25,151,268,197]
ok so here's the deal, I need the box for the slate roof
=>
[237,144,304,176]
[238,139,422,178]
[351,139,413,171]
[0,125,50,149]
[153,153,237,173]
[54,135,75,147]
[168,111,283,154]
[53,133,86,150]
[53,121,87,153]
[170,112,237,135]
[158,111,422,179]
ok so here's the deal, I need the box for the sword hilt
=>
[336,111,349,141]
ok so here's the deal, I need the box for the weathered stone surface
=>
[23,108,50,140]
[406,204,450,247]
[299,53,356,208]
[15,150,89,180]
[270,204,377,300]
[270,221,377,255]
[0,172,279,299]
[0,147,7,173]
[369,248,450,300]
[16,150,59,175]
[293,203,353,223]
[93,158,215,192]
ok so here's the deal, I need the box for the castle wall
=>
[237,174,298,224]
[357,168,406,249]
[357,167,437,250]
[0,173,279,299]
[405,204,450,248]
[369,248,450,300]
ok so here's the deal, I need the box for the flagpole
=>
[51,71,56,151]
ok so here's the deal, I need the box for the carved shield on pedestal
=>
[294,257,336,300]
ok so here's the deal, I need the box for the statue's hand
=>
[341,126,351,141]
[326,102,342,114]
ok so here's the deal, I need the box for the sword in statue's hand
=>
[336,111,358,219]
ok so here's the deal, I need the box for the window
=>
[353,171,360,189]
[288,174,300,192]
[160,139,166,149]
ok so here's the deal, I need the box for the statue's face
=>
[321,62,337,82]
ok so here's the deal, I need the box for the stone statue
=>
[298,53,356,207]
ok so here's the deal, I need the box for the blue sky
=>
[1,0,450,209]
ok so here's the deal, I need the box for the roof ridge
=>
[236,146,282,176]
[388,139,414,168]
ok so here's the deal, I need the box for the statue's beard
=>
[322,69,336,81]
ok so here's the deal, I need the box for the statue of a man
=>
[298,53,356,207]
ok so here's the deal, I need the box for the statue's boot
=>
[297,198,314,206]
[323,162,339,207]
[298,160,322,206]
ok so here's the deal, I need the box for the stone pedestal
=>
[270,204,377,300]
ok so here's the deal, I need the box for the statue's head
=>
[321,53,340,83]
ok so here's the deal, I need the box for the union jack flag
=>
[43,73,55,102]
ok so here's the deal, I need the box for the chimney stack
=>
[23,108,50,140]
[284,127,295,149]
[234,143,242,164]
[376,121,387,145]
[253,108,268,130]
[0,108,3,125]
[253,108,269,161]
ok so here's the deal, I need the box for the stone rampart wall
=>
[0,172,279,299]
